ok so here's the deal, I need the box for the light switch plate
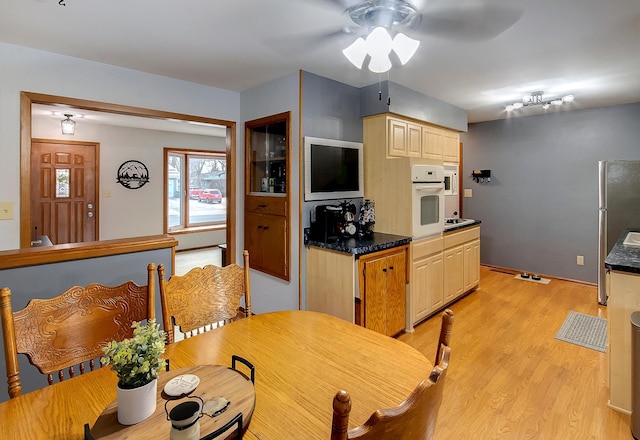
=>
[0,201,14,220]
[464,189,473,198]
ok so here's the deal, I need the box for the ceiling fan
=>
[306,0,524,72]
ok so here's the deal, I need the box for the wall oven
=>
[411,164,445,238]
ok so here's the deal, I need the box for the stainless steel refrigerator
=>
[598,160,640,305]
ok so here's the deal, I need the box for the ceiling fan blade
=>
[264,27,360,58]
[412,4,524,41]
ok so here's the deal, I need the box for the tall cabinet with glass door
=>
[244,111,290,280]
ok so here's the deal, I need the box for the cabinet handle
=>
[257,204,267,208]
[257,225,263,230]
[389,266,394,271]
[383,268,387,273]
[263,226,269,230]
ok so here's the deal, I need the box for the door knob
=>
[87,212,94,218]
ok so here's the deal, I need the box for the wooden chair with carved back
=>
[0,263,156,399]
[436,308,454,365]
[158,250,251,344]
[330,309,454,440]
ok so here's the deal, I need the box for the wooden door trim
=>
[20,92,237,262]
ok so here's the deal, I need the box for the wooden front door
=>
[30,139,98,245]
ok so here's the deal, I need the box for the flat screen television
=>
[304,136,364,201]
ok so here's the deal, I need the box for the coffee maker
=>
[310,205,342,242]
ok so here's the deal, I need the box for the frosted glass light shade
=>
[392,32,420,65]
[61,114,75,135]
[342,37,367,69]
[366,27,393,58]
[368,55,392,73]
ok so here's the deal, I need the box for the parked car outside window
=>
[198,189,222,204]
[189,188,203,200]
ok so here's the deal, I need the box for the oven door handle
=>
[413,185,442,191]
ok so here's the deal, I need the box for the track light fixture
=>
[506,91,574,112]
[61,114,76,135]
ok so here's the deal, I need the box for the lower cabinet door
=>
[363,257,388,335]
[244,213,288,280]
[386,252,407,336]
[464,240,480,291]
[412,252,444,323]
[444,245,464,302]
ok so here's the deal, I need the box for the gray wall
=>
[461,102,640,283]
[0,248,173,402]
[360,81,468,132]
[240,72,301,313]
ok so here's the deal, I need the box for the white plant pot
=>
[117,378,158,425]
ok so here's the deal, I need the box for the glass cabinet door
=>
[247,118,287,195]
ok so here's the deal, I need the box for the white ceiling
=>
[4,0,640,124]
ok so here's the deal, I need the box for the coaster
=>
[164,374,200,396]
[203,397,231,417]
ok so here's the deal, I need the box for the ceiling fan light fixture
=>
[392,32,420,65]
[343,37,367,69]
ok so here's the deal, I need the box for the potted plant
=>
[101,319,166,425]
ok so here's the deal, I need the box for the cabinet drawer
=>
[444,226,480,249]
[245,195,287,216]
[411,236,443,260]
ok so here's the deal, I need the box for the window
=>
[166,149,226,232]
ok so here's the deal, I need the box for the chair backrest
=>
[158,250,251,344]
[331,345,451,440]
[0,264,156,399]
[435,308,454,365]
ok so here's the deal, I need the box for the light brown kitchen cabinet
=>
[367,113,460,161]
[410,235,444,324]
[244,111,290,281]
[443,225,480,297]
[463,239,480,291]
[387,117,421,158]
[409,226,480,329]
[358,246,408,336]
[421,125,444,161]
[444,245,464,302]
[443,130,460,163]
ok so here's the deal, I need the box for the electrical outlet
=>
[464,189,472,198]
[577,255,584,266]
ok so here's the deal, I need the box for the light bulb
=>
[542,103,550,110]
[512,102,523,109]
[506,104,514,112]
[551,99,563,106]
[562,94,575,102]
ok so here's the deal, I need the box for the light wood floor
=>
[398,267,632,439]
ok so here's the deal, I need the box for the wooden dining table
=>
[0,310,433,439]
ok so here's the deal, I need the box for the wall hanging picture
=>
[117,160,150,189]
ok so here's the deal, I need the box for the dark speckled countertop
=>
[444,219,482,233]
[605,229,640,274]
[305,232,411,257]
